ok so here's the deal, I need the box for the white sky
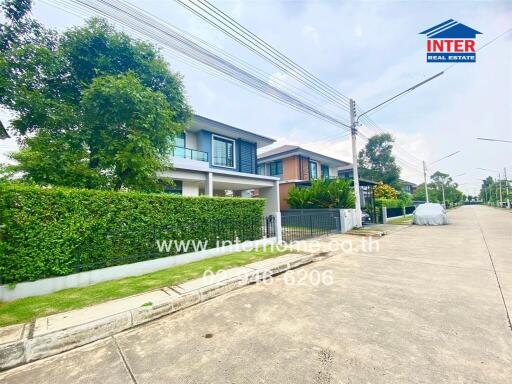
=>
[1,0,511,195]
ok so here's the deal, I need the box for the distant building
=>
[400,180,418,194]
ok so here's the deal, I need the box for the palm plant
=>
[287,179,355,209]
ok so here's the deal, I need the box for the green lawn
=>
[387,215,413,225]
[0,248,290,327]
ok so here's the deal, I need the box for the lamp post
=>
[351,71,445,223]
[423,151,461,203]
[477,168,503,207]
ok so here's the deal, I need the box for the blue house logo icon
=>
[420,20,482,63]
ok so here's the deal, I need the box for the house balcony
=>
[172,146,208,162]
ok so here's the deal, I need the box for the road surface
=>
[1,205,511,383]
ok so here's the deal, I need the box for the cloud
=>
[301,25,320,46]
[1,0,510,198]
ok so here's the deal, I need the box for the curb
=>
[0,253,315,371]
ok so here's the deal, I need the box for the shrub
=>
[375,198,402,208]
[0,185,265,284]
[287,179,355,209]
[373,182,398,199]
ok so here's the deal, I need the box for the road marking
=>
[474,209,512,333]
[113,336,138,384]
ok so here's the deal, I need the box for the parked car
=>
[413,203,448,225]
[361,212,372,225]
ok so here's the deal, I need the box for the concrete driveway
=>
[1,205,511,383]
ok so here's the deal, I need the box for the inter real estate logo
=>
[419,19,482,63]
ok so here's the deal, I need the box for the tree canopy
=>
[413,171,464,205]
[357,133,401,188]
[1,1,192,190]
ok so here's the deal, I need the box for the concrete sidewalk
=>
[0,253,318,370]
[1,205,511,383]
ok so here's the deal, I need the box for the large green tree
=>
[0,1,191,190]
[357,133,401,188]
[413,171,464,205]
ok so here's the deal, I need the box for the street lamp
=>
[350,71,445,226]
[476,168,503,206]
[476,137,512,144]
[422,150,461,203]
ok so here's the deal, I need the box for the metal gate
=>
[281,211,339,242]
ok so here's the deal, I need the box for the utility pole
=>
[441,182,446,208]
[422,161,429,203]
[505,167,510,208]
[498,172,503,207]
[349,99,362,227]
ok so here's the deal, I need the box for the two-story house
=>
[257,145,350,209]
[157,115,280,216]
[400,179,418,194]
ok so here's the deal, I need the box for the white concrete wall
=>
[259,180,280,215]
[0,237,279,301]
[182,181,200,196]
[339,209,357,232]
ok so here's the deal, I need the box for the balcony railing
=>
[172,146,208,162]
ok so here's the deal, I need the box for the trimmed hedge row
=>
[0,185,265,284]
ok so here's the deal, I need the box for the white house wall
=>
[185,131,198,150]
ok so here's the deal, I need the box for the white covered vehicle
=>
[413,203,448,225]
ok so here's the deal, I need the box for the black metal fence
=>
[71,215,276,274]
[0,215,276,284]
[281,210,339,242]
[386,206,415,219]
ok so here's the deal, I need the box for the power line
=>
[47,0,349,125]
[173,0,352,110]
[62,0,352,130]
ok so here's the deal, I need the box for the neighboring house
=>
[157,115,280,215]
[400,180,418,195]
[0,120,9,139]
[257,145,350,209]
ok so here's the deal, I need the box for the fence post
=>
[382,207,388,224]
[274,212,282,244]
[402,206,406,217]
[337,210,343,232]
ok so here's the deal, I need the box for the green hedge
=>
[0,185,265,284]
[375,198,403,208]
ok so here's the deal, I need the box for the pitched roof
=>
[400,179,417,187]
[0,120,9,139]
[258,145,350,167]
[419,19,482,39]
[257,145,299,158]
[189,115,275,148]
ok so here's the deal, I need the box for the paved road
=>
[1,205,511,383]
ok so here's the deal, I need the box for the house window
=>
[269,160,283,176]
[173,132,186,158]
[309,161,318,179]
[164,180,183,195]
[321,164,329,179]
[257,163,266,175]
[338,170,353,179]
[212,135,235,168]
